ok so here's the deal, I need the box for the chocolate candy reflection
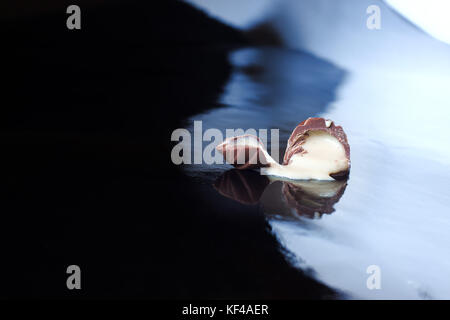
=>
[213,169,270,205]
[279,179,347,219]
[214,169,347,219]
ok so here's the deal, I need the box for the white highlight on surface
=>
[386,0,450,45]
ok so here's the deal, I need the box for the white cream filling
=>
[261,131,348,181]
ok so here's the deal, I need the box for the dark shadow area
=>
[0,0,339,298]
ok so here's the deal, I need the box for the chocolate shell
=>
[216,118,351,181]
[283,118,351,179]
[216,134,273,170]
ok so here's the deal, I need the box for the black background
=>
[1,0,338,299]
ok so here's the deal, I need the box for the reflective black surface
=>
[3,0,450,300]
